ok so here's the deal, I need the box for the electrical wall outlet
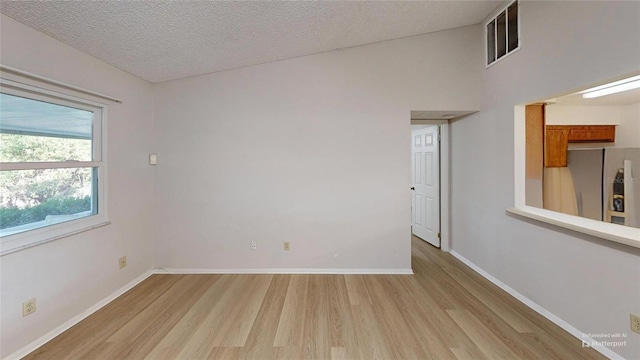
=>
[283,241,290,251]
[631,313,640,335]
[23,298,36,317]
[250,241,257,250]
[119,256,127,269]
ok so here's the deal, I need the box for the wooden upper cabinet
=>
[545,126,569,167]
[566,125,615,142]
[544,125,615,167]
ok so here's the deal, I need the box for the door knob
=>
[411,187,415,190]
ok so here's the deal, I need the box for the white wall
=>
[0,15,155,358]
[619,103,640,148]
[546,105,622,125]
[451,2,640,359]
[153,26,481,271]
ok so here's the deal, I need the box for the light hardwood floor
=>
[25,236,606,359]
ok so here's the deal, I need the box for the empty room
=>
[1,1,639,359]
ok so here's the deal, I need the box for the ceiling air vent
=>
[486,0,519,67]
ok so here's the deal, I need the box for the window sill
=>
[507,206,640,249]
[0,219,111,256]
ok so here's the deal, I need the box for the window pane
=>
[508,1,519,52]
[0,133,92,162]
[487,20,496,64]
[496,11,507,59]
[0,93,93,162]
[0,167,97,237]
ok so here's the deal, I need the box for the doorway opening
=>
[410,110,475,252]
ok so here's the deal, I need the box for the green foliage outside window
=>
[0,196,91,229]
[0,133,93,230]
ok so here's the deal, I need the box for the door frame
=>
[411,120,450,252]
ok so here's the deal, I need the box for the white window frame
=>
[485,0,521,68]
[0,78,109,256]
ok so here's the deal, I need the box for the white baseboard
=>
[449,251,623,360]
[5,270,154,360]
[160,268,414,275]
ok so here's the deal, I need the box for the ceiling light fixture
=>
[582,75,640,99]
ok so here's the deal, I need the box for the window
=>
[0,79,108,254]
[486,1,519,66]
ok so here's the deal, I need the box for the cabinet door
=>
[567,125,615,142]
[545,126,569,167]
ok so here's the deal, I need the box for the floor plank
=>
[273,275,309,347]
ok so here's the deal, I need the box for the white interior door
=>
[411,126,440,247]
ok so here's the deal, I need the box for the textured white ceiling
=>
[1,1,500,83]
